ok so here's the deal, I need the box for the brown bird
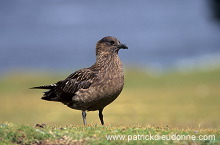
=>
[32,36,128,125]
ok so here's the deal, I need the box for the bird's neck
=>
[94,52,122,71]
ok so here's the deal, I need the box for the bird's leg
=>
[82,111,87,125]
[99,109,104,125]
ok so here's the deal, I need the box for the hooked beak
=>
[117,43,128,49]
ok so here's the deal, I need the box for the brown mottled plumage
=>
[32,36,128,125]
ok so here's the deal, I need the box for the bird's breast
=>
[96,58,124,98]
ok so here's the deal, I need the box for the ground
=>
[0,122,219,144]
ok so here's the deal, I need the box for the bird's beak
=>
[117,43,128,49]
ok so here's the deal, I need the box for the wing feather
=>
[41,68,97,101]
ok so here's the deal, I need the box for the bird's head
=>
[96,36,128,56]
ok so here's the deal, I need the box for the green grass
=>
[0,122,219,144]
[0,68,220,144]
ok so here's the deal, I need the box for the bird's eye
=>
[110,41,115,45]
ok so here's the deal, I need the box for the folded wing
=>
[34,68,97,103]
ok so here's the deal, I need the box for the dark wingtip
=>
[30,86,44,89]
[30,87,37,89]
[30,86,52,89]
[31,83,58,89]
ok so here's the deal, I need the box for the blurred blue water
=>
[0,0,220,74]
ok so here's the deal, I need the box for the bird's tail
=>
[31,83,59,101]
[31,81,70,102]
[30,82,62,101]
[30,84,57,90]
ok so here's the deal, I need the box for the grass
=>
[0,122,219,144]
[0,67,220,144]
